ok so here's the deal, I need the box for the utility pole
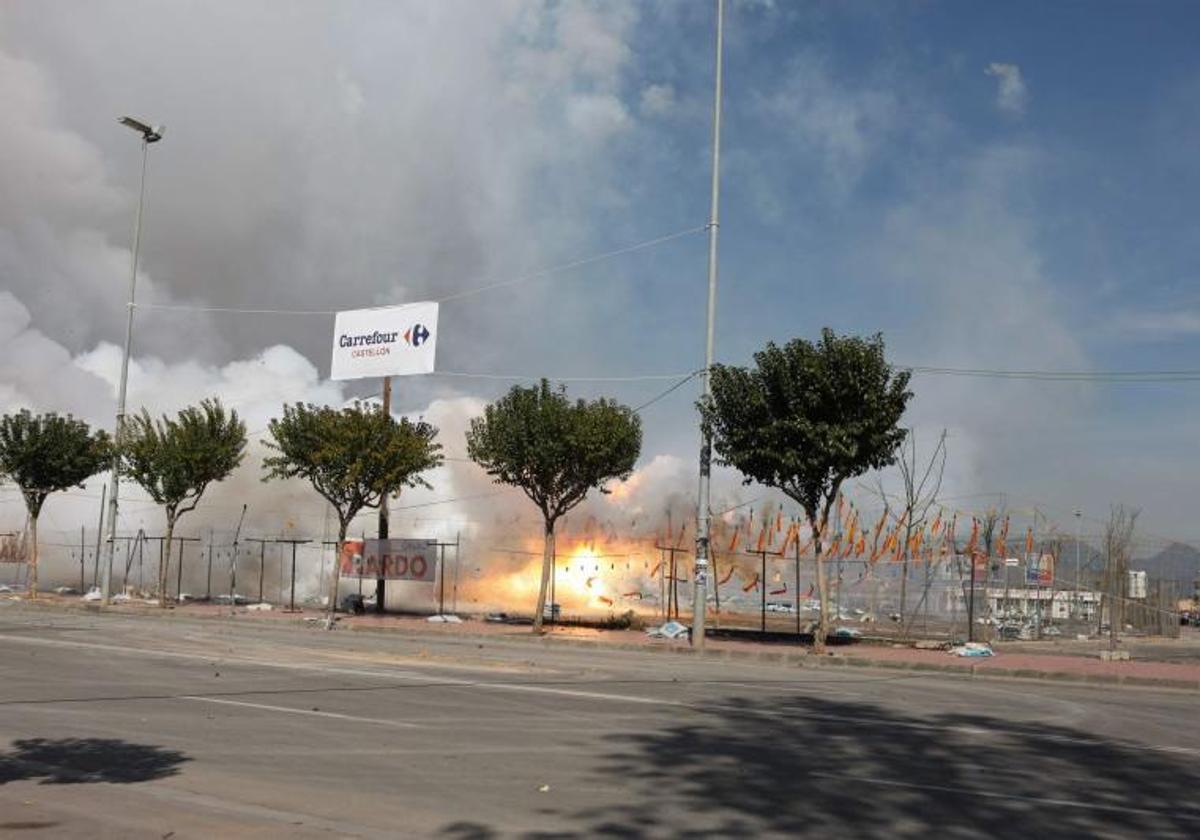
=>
[79,525,86,592]
[693,0,725,650]
[376,376,391,614]
[102,116,163,605]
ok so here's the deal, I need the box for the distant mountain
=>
[1133,542,1200,587]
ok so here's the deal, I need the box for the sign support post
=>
[376,376,391,614]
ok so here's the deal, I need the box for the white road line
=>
[179,695,422,728]
[810,772,1200,821]
[0,632,687,709]
[476,681,685,707]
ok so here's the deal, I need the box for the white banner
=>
[338,539,437,582]
[331,302,438,381]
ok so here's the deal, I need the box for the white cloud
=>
[1109,309,1200,339]
[985,62,1028,115]
[759,52,898,196]
[639,83,675,117]
[566,93,632,142]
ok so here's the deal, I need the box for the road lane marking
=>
[0,633,688,708]
[179,695,422,728]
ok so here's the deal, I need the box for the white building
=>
[983,586,1099,620]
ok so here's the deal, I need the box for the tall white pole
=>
[693,0,724,649]
[102,138,150,604]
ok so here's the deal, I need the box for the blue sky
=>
[2,1,1200,543]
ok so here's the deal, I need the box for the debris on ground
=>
[53,586,80,595]
[427,614,463,623]
[81,587,102,602]
[646,620,690,641]
[951,642,995,657]
[914,639,951,651]
[245,602,273,612]
[484,612,530,625]
[111,592,132,603]
[831,627,862,640]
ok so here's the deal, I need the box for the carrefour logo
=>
[405,323,431,346]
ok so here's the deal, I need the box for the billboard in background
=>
[338,538,437,582]
[1026,554,1054,585]
[331,302,438,381]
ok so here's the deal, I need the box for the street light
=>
[101,115,164,604]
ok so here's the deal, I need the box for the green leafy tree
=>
[263,402,442,625]
[120,399,247,606]
[466,380,642,633]
[0,411,110,598]
[701,329,912,650]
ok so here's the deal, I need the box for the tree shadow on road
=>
[0,738,190,785]
[438,692,1200,839]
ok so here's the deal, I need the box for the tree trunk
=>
[532,520,555,634]
[808,514,830,654]
[325,521,349,630]
[29,515,38,600]
[160,516,176,608]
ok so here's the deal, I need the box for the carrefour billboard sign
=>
[331,302,438,381]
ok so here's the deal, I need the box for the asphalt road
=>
[0,603,1197,838]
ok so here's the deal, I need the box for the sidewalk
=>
[9,594,1200,691]
[335,612,1200,691]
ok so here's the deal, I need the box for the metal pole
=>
[102,137,150,606]
[693,0,724,650]
[760,550,766,633]
[438,542,446,616]
[80,525,86,592]
[256,540,266,603]
[1080,508,1089,619]
[92,484,105,589]
[452,531,460,614]
[967,552,978,643]
[176,538,183,598]
[206,531,213,600]
[376,376,391,614]
[795,528,802,637]
[230,504,247,610]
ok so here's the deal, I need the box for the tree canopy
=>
[703,329,912,519]
[0,410,110,597]
[263,402,443,534]
[0,410,110,519]
[120,399,247,523]
[466,379,642,529]
[119,398,246,605]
